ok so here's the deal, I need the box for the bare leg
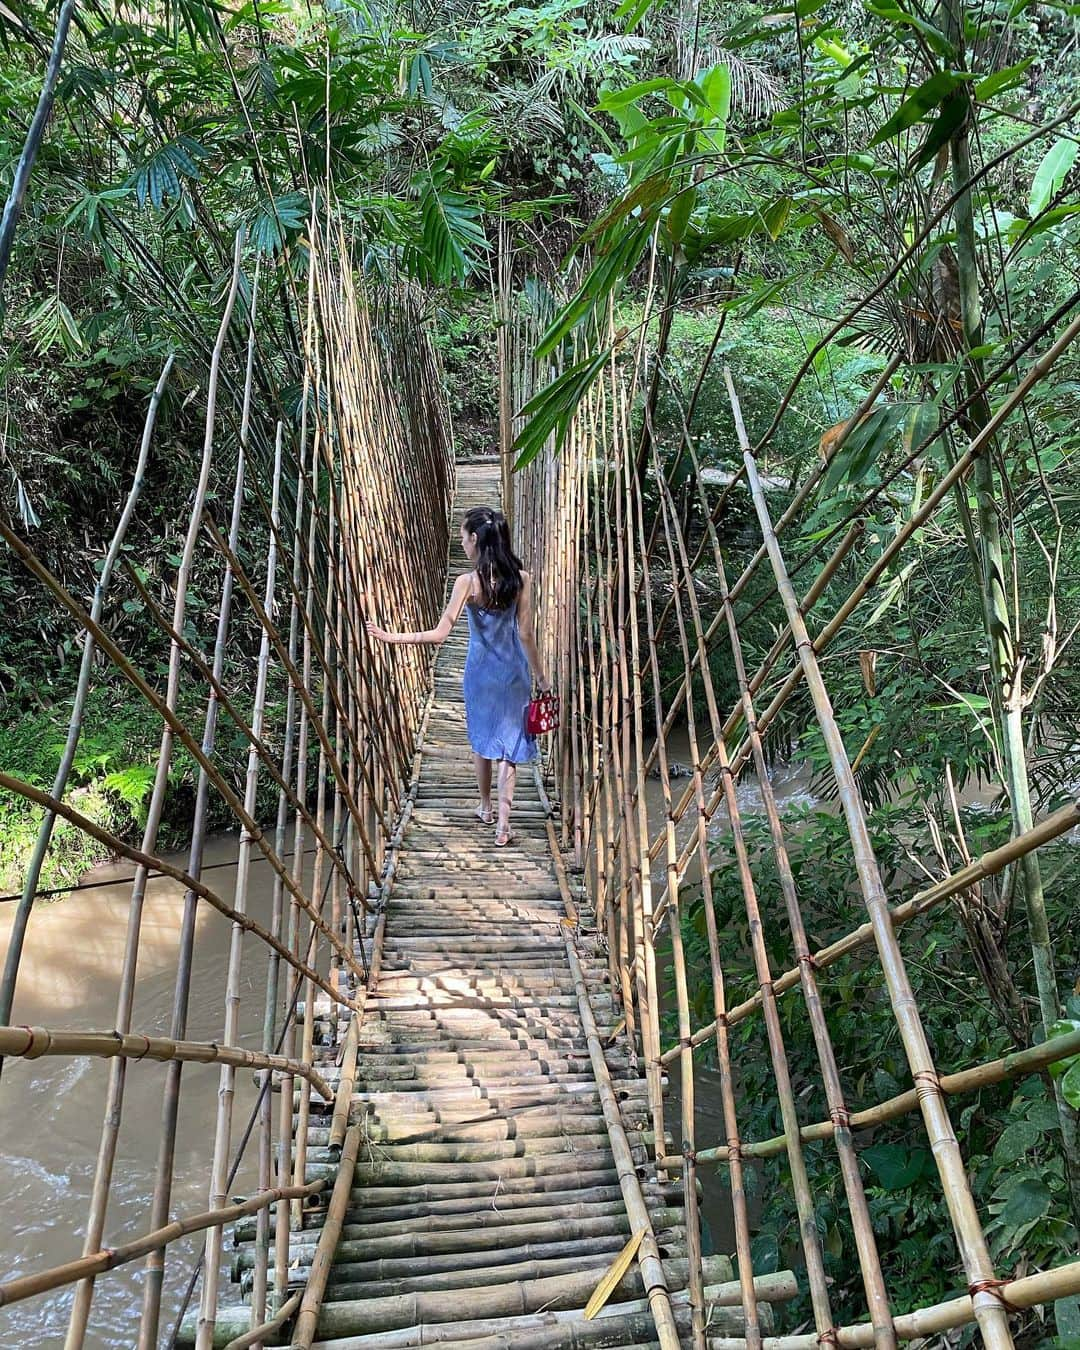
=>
[496,760,517,844]
[473,754,493,822]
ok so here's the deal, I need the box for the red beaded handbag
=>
[525,688,560,736]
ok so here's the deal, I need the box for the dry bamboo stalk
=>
[663,1025,1080,1164]
[138,282,261,1347]
[727,367,1014,1350]
[0,1183,322,1310]
[547,830,681,1350]
[329,1017,361,1152]
[0,1026,331,1097]
[292,1125,363,1348]
[65,233,246,1350]
[197,423,286,1349]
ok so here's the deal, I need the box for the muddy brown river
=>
[0,836,298,1347]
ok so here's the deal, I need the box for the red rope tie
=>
[969,1277,1018,1313]
[829,1105,851,1131]
[817,1328,840,1347]
[726,1138,743,1161]
[798,950,822,972]
[913,1068,941,1102]
[715,1011,729,1029]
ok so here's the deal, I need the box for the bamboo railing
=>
[0,218,453,1346]
[498,239,1080,1349]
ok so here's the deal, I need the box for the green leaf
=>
[513,347,613,469]
[1056,1295,1080,1341]
[997,1177,1052,1230]
[864,3,956,58]
[910,93,969,169]
[869,72,969,147]
[1062,1060,1080,1111]
[862,1143,930,1189]
[975,59,1032,100]
[1029,137,1079,217]
[956,1021,977,1049]
[991,1120,1040,1166]
[820,403,907,495]
[750,1232,779,1274]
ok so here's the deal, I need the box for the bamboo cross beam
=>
[661,1028,1080,1167]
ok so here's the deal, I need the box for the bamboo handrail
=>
[0,1183,324,1310]
[0,1025,332,1098]
[661,1027,1080,1167]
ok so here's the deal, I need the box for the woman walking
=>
[366,506,550,846]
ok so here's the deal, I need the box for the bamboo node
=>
[968,1277,1018,1313]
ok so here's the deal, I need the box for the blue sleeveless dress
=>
[462,598,537,764]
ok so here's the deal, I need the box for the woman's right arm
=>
[367,573,471,647]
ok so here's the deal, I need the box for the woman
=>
[366,506,550,847]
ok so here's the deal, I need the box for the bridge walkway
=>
[205,461,738,1348]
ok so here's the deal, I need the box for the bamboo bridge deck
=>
[187,462,749,1348]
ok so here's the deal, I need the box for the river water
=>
[0,836,291,1348]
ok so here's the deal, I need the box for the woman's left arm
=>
[367,573,470,647]
[516,572,550,692]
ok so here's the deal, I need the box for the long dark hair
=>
[464,506,524,611]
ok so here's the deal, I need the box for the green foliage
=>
[674,806,1080,1332]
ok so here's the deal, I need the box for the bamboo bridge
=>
[1,223,1080,1350]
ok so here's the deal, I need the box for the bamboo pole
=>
[291,1125,363,1349]
[0,1184,323,1311]
[727,367,1015,1350]
[197,424,286,1349]
[222,1292,302,1350]
[140,267,262,1346]
[0,1026,331,1097]
[662,1026,1080,1165]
